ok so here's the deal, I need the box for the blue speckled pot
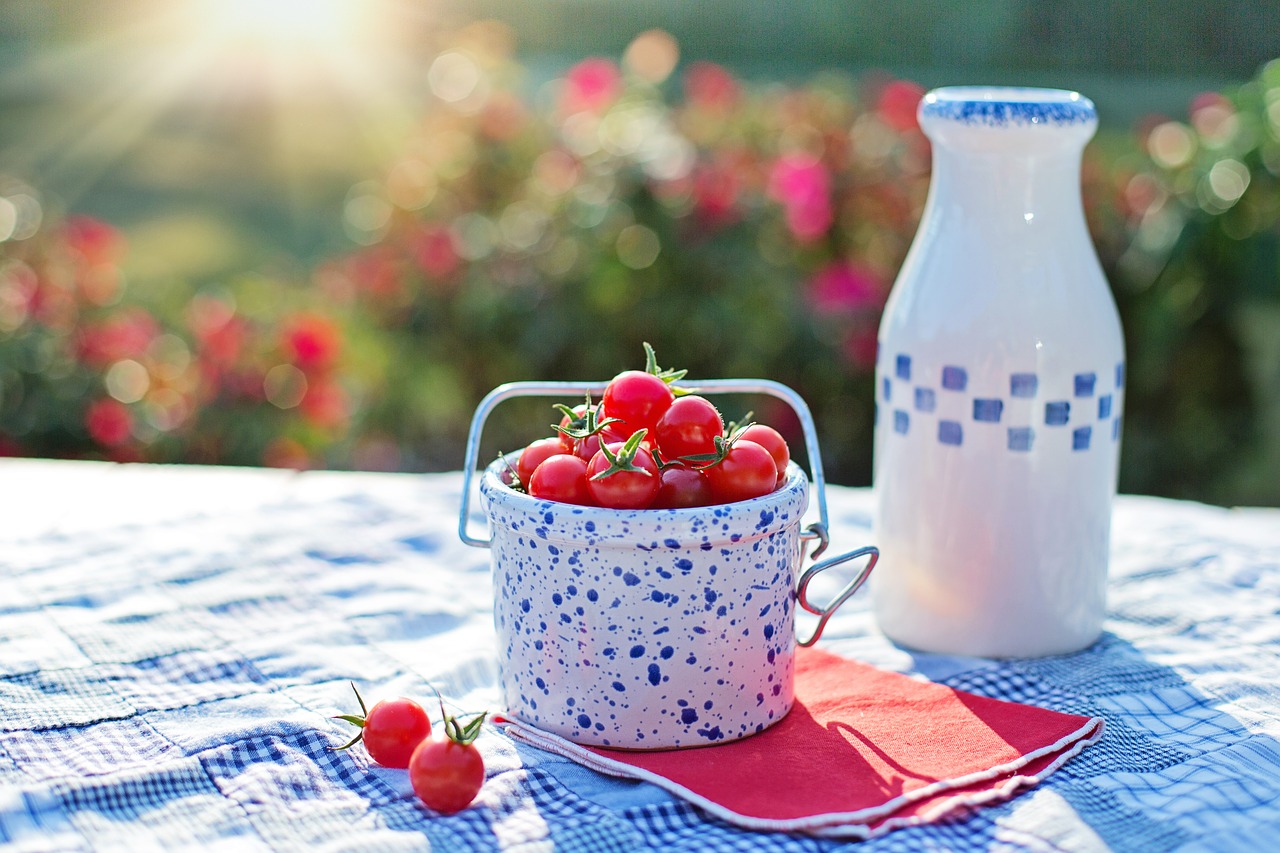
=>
[479,454,809,749]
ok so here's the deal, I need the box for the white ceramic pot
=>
[460,380,877,748]
[872,87,1125,658]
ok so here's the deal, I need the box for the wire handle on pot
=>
[458,379,832,549]
[796,545,879,647]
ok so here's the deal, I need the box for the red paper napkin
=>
[499,647,1102,839]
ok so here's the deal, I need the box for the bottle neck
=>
[924,143,1088,234]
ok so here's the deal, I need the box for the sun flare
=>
[194,0,360,49]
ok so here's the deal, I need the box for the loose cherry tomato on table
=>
[409,699,487,815]
[334,683,432,769]
[703,438,778,504]
[528,454,592,505]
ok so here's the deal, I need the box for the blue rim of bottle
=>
[920,86,1096,127]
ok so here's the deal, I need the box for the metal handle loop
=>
[458,379,831,548]
[795,545,879,647]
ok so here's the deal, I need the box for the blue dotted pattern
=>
[921,94,1096,127]
[879,351,1124,452]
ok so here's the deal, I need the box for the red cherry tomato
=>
[654,395,724,460]
[528,454,592,505]
[409,737,485,815]
[653,465,713,508]
[586,443,661,509]
[738,424,790,484]
[601,370,674,436]
[516,437,565,486]
[703,439,778,504]
[335,687,432,769]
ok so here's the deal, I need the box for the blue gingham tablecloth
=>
[1,459,1279,852]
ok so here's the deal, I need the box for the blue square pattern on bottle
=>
[938,420,963,446]
[1008,427,1034,451]
[1073,426,1092,451]
[882,377,892,402]
[1113,415,1123,441]
[973,399,1003,423]
[1074,372,1096,397]
[1098,394,1113,420]
[1010,373,1038,398]
[915,387,936,413]
[1116,362,1126,389]
[941,366,967,391]
[894,410,909,435]
[896,354,911,381]
[1045,401,1071,426]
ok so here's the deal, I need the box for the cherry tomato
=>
[409,736,485,815]
[586,442,661,509]
[654,395,724,460]
[528,454,592,505]
[739,424,790,484]
[516,437,565,486]
[573,421,633,461]
[653,465,713,508]
[335,686,432,769]
[703,439,778,504]
[601,370,674,436]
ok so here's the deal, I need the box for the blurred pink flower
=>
[768,156,833,242]
[561,58,622,114]
[808,261,884,313]
[684,62,740,111]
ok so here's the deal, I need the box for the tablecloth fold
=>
[500,647,1103,839]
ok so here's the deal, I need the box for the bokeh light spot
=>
[429,51,482,104]
[623,30,679,84]
[105,359,150,404]
[616,224,660,269]
[1148,122,1196,169]
[264,363,308,409]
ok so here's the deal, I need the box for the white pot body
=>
[481,456,808,749]
[872,87,1125,658]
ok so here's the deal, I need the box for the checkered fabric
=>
[2,459,1278,851]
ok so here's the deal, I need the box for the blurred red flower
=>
[76,307,159,368]
[684,62,741,112]
[85,398,133,447]
[62,216,125,268]
[282,314,342,373]
[560,58,622,114]
[412,225,461,281]
[299,378,350,430]
[877,80,926,133]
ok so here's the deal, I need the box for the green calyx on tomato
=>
[553,394,620,443]
[677,420,757,470]
[588,428,653,481]
[642,341,689,394]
